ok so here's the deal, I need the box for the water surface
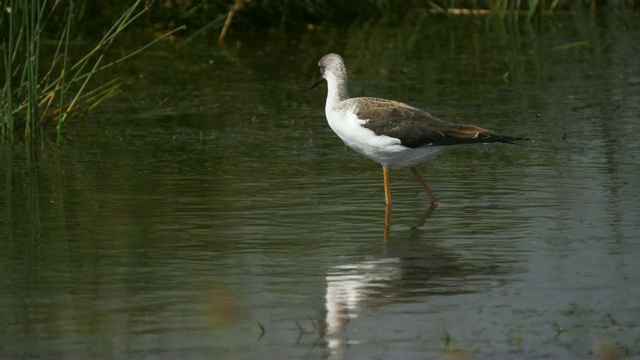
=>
[2,9,640,359]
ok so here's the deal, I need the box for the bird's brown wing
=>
[353,97,524,148]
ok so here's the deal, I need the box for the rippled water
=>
[2,9,640,359]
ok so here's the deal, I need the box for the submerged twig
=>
[257,322,265,340]
[554,324,566,339]
[294,319,320,344]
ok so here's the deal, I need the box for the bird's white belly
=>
[326,107,448,169]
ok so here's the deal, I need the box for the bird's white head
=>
[310,53,349,101]
[318,53,347,81]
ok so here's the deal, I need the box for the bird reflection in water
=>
[323,258,402,359]
[384,203,438,241]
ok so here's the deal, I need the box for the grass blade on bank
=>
[0,0,184,145]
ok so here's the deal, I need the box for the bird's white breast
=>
[325,103,449,169]
[325,104,406,167]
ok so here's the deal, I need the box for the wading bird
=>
[311,53,528,207]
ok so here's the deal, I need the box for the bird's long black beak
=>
[309,77,324,91]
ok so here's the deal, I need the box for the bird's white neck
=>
[325,73,350,110]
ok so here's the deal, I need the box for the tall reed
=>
[0,0,183,145]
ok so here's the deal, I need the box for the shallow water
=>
[2,8,640,359]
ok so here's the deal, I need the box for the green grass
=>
[0,0,183,145]
[1,0,629,145]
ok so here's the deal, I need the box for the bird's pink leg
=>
[410,167,440,206]
[383,167,392,207]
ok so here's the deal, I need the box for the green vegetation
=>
[0,0,182,145]
[138,0,623,36]
[1,0,633,145]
